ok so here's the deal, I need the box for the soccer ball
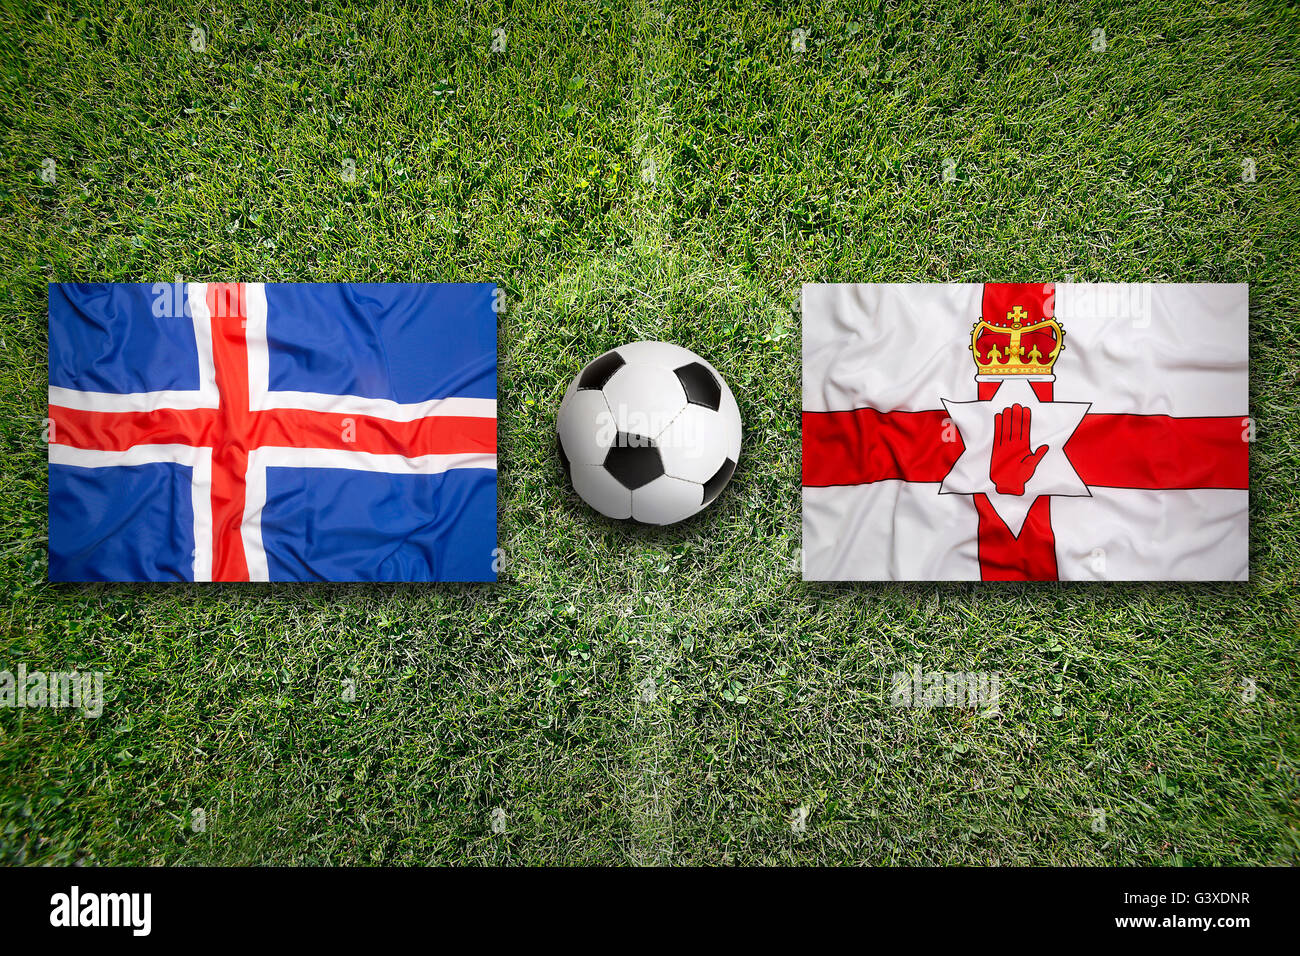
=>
[557,341,742,525]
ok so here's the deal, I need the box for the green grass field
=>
[1,0,1298,865]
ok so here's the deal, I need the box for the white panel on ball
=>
[612,340,701,368]
[718,387,742,463]
[633,475,704,525]
[569,464,633,520]
[657,403,731,484]
[601,364,688,439]
[558,389,615,466]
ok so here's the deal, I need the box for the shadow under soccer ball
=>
[556,341,742,526]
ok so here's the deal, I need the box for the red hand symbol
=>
[990,403,1048,496]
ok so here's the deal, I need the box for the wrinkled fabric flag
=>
[802,283,1248,581]
[48,282,497,582]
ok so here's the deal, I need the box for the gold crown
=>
[969,305,1065,376]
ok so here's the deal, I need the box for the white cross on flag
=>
[802,283,1249,581]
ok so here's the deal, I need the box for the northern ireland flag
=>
[802,283,1249,581]
[48,282,497,582]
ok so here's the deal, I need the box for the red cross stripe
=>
[802,282,1249,581]
[48,283,496,581]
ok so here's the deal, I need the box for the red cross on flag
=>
[802,283,1249,581]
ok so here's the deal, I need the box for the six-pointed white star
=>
[940,379,1091,537]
